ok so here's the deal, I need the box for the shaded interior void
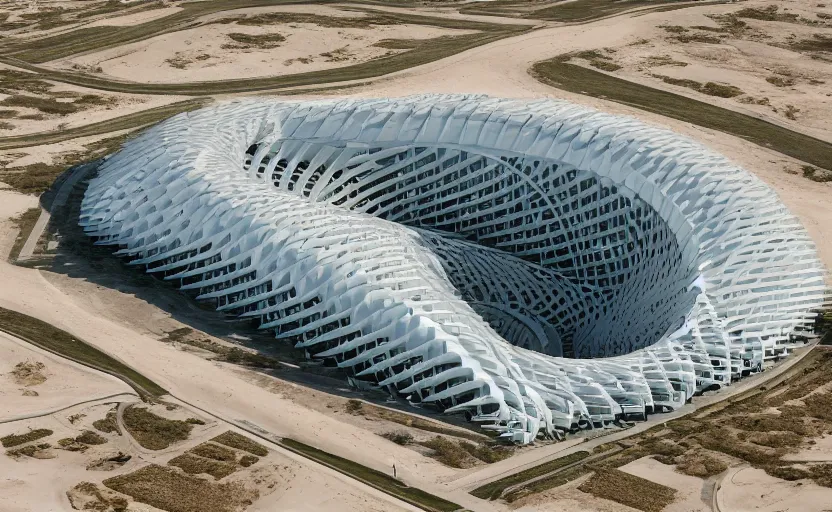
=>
[242,141,698,358]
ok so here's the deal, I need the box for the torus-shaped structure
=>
[80,96,826,443]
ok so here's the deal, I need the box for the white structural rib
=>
[80,95,827,444]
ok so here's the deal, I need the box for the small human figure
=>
[393,463,397,479]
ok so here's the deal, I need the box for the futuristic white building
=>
[80,96,826,443]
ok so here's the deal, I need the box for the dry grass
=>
[422,436,477,468]
[280,437,461,512]
[68,481,129,512]
[10,360,47,385]
[7,208,40,262]
[470,450,591,500]
[188,442,237,462]
[701,82,744,97]
[122,406,193,450]
[225,32,286,49]
[218,12,398,30]
[239,454,259,467]
[1,428,53,448]
[93,409,121,435]
[675,451,728,477]
[161,328,286,370]
[578,468,676,512]
[646,55,688,67]
[381,431,414,445]
[0,132,132,195]
[168,453,238,480]
[76,430,108,445]
[673,33,723,43]
[210,431,268,457]
[103,464,256,512]
[652,74,744,98]
[7,442,53,458]
[767,75,796,87]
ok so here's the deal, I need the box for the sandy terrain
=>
[586,0,832,142]
[718,465,832,511]
[0,332,133,421]
[618,456,710,512]
[0,63,189,136]
[783,434,832,462]
[53,5,475,83]
[0,397,413,512]
[84,5,184,28]
[0,130,131,168]
[512,473,639,512]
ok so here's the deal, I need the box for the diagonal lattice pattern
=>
[80,96,826,443]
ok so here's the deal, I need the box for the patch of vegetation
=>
[348,398,486,442]
[0,308,166,396]
[735,5,799,22]
[460,440,514,463]
[531,56,832,170]
[646,55,688,67]
[789,34,832,53]
[525,0,718,22]
[1,428,53,448]
[652,74,743,97]
[7,442,52,458]
[503,465,592,502]
[93,409,122,435]
[185,418,206,425]
[471,450,591,500]
[382,430,414,445]
[784,104,800,120]
[422,436,476,468]
[7,208,40,261]
[746,431,803,448]
[220,12,398,30]
[211,431,268,457]
[701,82,744,98]
[590,60,622,71]
[68,481,129,512]
[7,11,527,95]
[0,132,132,195]
[675,451,728,477]
[767,75,796,87]
[189,442,236,462]
[225,32,286,50]
[239,454,259,467]
[578,468,676,512]
[168,453,237,480]
[320,46,352,62]
[76,430,108,445]
[103,464,255,512]
[0,95,78,116]
[673,33,724,43]
[0,99,207,153]
[660,24,688,33]
[161,328,286,370]
[281,437,461,512]
[122,406,193,450]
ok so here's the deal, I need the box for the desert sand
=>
[718,466,832,511]
[52,5,476,83]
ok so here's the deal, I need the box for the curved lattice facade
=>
[80,96,826,443]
